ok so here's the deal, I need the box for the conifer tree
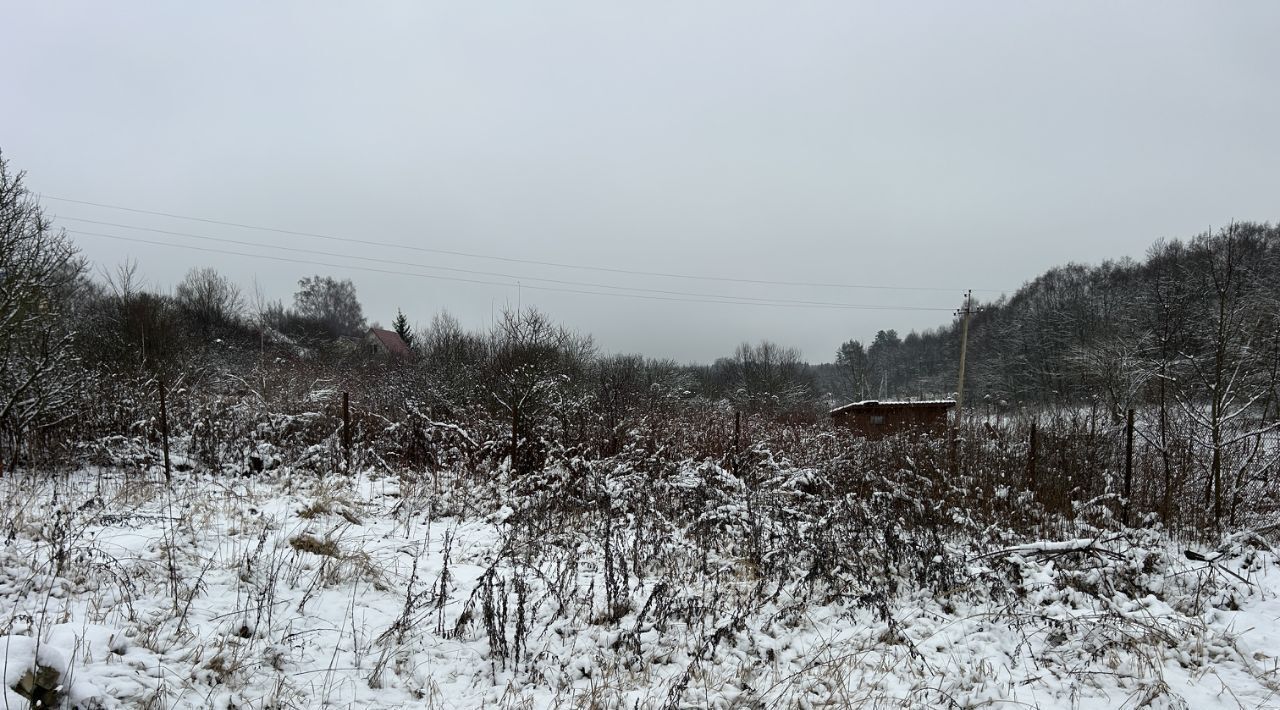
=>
[392,308,414,348]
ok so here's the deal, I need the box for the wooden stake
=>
[1027,418,1038,492]
[732,411,742,475]
[1123,408,1135,526]
[159,379,172,484]
[342,391,351,473]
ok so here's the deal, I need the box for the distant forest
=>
[817,222,1280,419]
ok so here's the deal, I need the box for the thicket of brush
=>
[50,342,1277,545]
[9,370,1274,706]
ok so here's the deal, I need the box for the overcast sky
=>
[3,2,1277,363]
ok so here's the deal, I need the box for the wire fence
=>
[9,372,1279,543]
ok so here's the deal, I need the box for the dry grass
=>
[288,533,341,558]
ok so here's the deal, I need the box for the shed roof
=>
[368,328,412,358]
[829,399,955,415]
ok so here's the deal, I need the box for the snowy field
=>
[2,467,1278,709]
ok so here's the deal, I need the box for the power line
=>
[59,216,954,309]
[67,230,956,313]
[44,194,1006,294]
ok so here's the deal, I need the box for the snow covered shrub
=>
[380,402,483,476]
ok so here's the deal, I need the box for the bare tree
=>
[103,259,143,303]
[589,354,692,456]
[866,330,903,398]
[1131,238,1197,521]
[175,266,243,336]
[416,310,487,409]
[722,340,814,413]
[484,307,593,474]
[293,275,365,336]
[421,310,468,362]
[92,260,186,375]
[835,339,870,400]
[0,152,86,469]
[1168,225,1280,526]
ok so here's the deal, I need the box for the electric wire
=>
[60,216,953,309]
[68,229,956,312]
[44,194,1004,294]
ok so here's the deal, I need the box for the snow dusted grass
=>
[1,465,1278,709]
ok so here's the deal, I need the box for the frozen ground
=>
[1,468,1278,709]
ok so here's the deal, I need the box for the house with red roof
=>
[365,327,412,359]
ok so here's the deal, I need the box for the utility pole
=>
[954,289,975,427]
[949,290,976,475]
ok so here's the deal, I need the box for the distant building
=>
[365,328,412,359]
[830,399,954,438]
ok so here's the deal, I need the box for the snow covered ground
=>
[1,467,1277,709]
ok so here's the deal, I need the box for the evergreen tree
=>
[393,308,414,348]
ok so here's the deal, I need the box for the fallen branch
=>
[976,536,1125,562]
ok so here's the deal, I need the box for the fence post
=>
[159,379,172,484]
[1123,408,1135,526]
[342,391,351,473]
[1026,418,1037,493]
[731,411,742,475]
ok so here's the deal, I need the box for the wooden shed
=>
[830,399,955,438]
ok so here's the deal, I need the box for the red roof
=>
[830,399,955,415]
[368,328,412,358]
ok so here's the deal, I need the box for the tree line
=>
[835,224,1280,413]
